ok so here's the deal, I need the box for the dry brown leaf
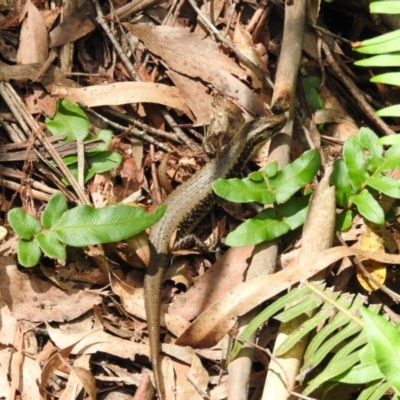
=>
[49,2,96,48]
[0,259,101,322]
[194,0,225,39]
[126,24,265,115]
[41,8,61,29]
[46,323,149,358]
[14,354,42,399]
[0,63,81,91]
[160,356,175,399]
[51,82,194,118]
[164,313,190,338]
[66,365,96,400]
[174,352,207,399]
[168,257,192,289]
[176,247,400,348]
[167,70,213,126]
[39,341,77,397]
[59,356,91,400]
[163,343,193,365]
[24,84,57,116]
[17,0,48,64]
[0,294,17,345]
[233,22,265,90]
[168,246,254,321]
[186,352,209,397]
[97,257,146,320]
[0,350,12,397]
[125,230,150,268]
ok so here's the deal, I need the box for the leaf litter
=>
[1,0,400,398]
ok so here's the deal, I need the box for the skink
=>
[144,113,287,399]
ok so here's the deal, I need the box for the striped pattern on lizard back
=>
[144,113,287,399]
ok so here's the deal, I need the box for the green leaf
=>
[359,381,394,400]
[301,75,324,112]
[248,162,278,180]
[359,127,383,173]
[213,176,276,204]
[331,159,354,207]
[355,53,400,67]
[17,239,42,267]
[45,99,89,142]
[377,134,400,146]
[371,72,400,86]
[367,176,400,198]
[225,208,290,247]
[35,231,66,260]
[229,284,315,362]
[336,210,354,231]
[85,130,113,153]
[350,189,385,224]
[376,104,400,118]
[354,29,400,54]
[270,149,321,203]
[336,343,385,384]
[63,151,123,184]
[274,295,321,322]
[360,307,400,394]
[370,1,400,14]
[380,153,400,172]
[384,144,400,160]
[60,155,78,166]
[343,135,369,191]
[263,161,279,178]
[8,208,42,239]
[86,151,123,179]
[53,204,166,246]
[215,152,320,206]
[279,194,311,230]
[41,193,68,229]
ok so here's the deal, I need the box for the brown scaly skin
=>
[144,113,287,399]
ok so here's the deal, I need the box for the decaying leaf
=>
[358,221,387,291]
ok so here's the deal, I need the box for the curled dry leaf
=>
[61,356,96,400]
[233,22,265,90]
[46,323,149,358]
[51,82,194,118]
[176,247,400,348]
[39,341,77,397]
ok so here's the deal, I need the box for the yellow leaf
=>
[357,221,386,291]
